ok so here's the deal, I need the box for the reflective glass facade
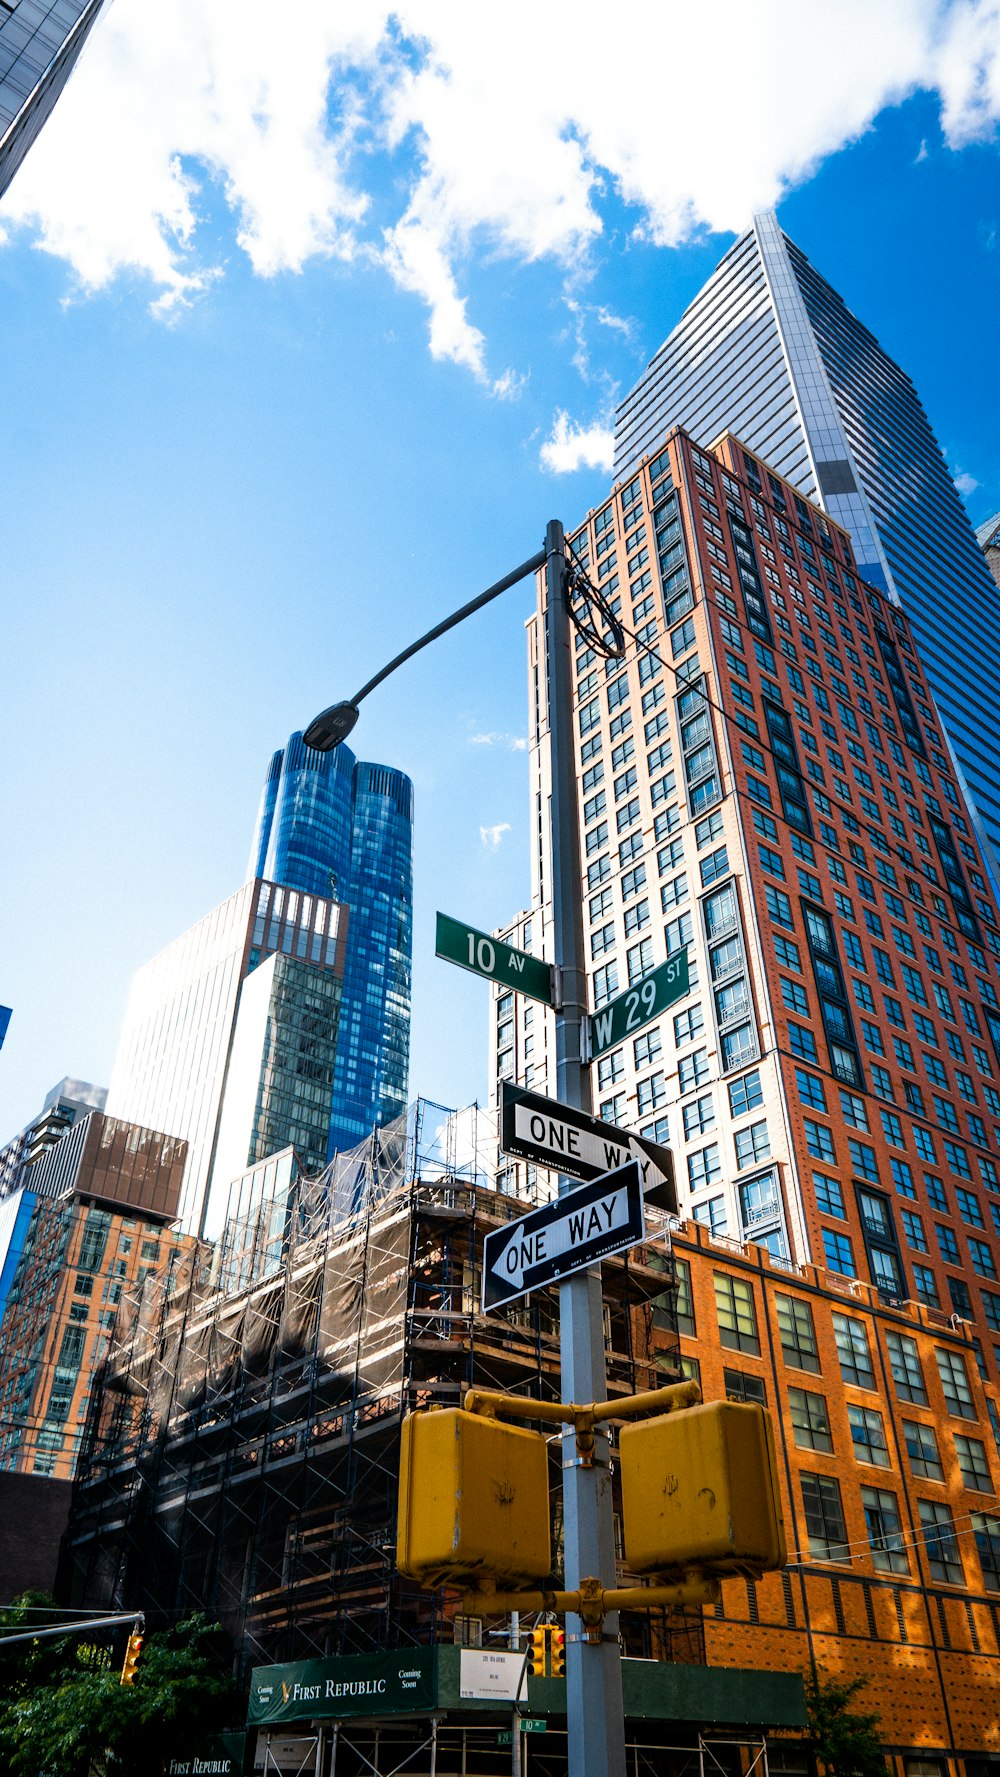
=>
[249,735,414,1157]
[106,879,346,1236]
[0,0,107,198]
[614,212,1000,887]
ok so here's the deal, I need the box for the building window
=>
[824,1229,856,1276]
[734,1122,770,1169]
[885,1330,927,1405]
[714,1274,760,1356]
[800,1472,849,1562]
[861,1487,908,1574]
[973,1513,1000,1591]
[724,1368,767,1405]
[919,1500,963,1583]
[789,1387,832,1452]
[903,1419,943,1481]
[936,1347,976,1419]
[728,1069,763,1117]
[833,1314,874,1388]
[848,1404,890,1468]
[775,1295,820,1373]
[955,1435,993,1492]
[673,1257,695,1336]
[693,1196,728,1237]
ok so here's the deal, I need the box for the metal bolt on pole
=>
[543,519,627,1777]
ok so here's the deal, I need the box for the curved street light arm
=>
[304,545,547,751]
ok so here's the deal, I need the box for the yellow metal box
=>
[619,1400,786,1576]
[397,1407,551,1588]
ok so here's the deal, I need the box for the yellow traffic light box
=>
[549,1626,565,1676]
[397,1407,551,1588]
[528,1627,549,1676]
[619,1400,786,1576]
[120,1629,145,1686]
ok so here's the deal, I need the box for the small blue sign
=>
[0,1007,10,1053]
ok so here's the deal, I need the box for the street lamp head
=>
[303,700,361,752]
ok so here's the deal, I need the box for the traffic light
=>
[397,1408,551,1588]
[549,1627,565,1677]
[528,1626,549,1677]
[619,1400,786,1577]
[120,1629,144,1686]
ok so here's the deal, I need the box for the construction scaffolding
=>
[61,1102,701,1680]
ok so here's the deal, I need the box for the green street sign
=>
[498,1721,546,1743]
[589,950,691,1060]
[436,912,554,1006]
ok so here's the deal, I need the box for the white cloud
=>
[479,822,511,849]
[540,410,616,475]
[3,0,1000,374]
[955,469,980,495]
[469,732,528,750]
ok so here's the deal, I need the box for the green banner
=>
[435,912,553,1005]
[248,1650,436,1726]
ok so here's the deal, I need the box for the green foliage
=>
[804,1671,887,1777]
[0,1599,239,1777]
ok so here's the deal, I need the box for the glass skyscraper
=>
[249,734,414,1157]
[614,211,1000,885]
[0,0,107,198]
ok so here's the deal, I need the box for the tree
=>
[804,1671,888,1777]
[0,1602,239,1777]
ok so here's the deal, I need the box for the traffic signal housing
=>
[120,1629,144,1686]
[549,1627,565,1677]
[397,1408,551,1588]
[619,1400,786,1577]
[528,1627,549,1677]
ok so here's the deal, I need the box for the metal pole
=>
[511,1609,522,1777]
[544,518,626,1777]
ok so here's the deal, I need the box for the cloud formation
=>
[468,732,528,751]
[4,0,1000,368]
[540,410,616,475]
[479,822,511,850]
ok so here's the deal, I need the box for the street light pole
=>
[304,522,626,1777]
[543,521,626,1777]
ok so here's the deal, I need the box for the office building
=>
[105,878,347,1238]
[0,1108,190,1478]
[490,428,1000,1765]
[614,212,1000,885]
[0,1075,107,1200]
[249,733,414,1156]
[0,0,108,199]
[978,512,1000,591]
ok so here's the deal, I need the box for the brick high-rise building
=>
[614,214,1000,891]
[0,1109,192,1478]
[491,427,1000,1767]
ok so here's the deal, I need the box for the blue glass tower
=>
[249,735,413,1156]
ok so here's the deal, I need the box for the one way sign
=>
[482,1161,645,1310]
[500,1083,677,1213]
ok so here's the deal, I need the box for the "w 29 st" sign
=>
[588,951,690,1059]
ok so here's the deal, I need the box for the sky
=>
[1,0,999,1146]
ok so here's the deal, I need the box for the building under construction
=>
[61,1101,699,1679]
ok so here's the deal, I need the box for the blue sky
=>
[1,0,999,1143]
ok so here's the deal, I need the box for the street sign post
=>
[500,1083,676,1212]
[482,1161,645,1311]
[588,950,690,1060]
[436,912,554,1006]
